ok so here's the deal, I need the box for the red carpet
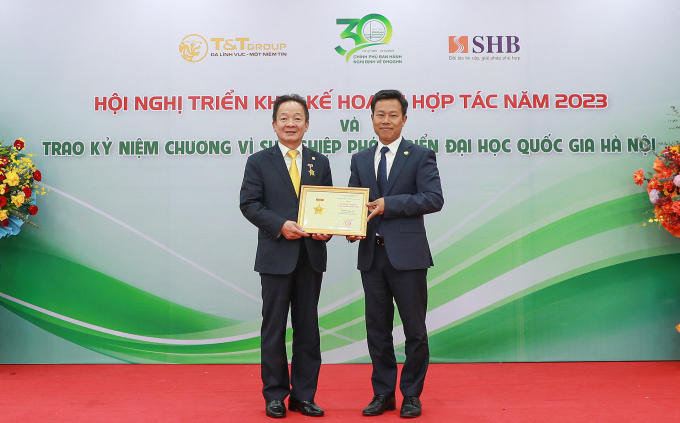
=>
[1,362,679,422]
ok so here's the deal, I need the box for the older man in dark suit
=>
[240,94,332,418]
[347,89,444,418]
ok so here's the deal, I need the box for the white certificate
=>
[297,185,370,236]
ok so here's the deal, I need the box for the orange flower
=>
[653,158,666,173]
[659,168,673,179]
[648,178,660,191]
[671,202,680,215]
[633,169,645,185]
[662,219,680,237]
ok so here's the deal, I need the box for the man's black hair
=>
[370,89,408,115]
[272,94,309,122]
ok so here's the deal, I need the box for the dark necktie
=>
[377,146,389,197]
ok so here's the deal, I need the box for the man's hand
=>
[281,220,310,239]
[311,233,332,241]
[346,235,366,242]
[366,197,385,222]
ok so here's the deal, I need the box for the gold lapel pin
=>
[404,151,409,155]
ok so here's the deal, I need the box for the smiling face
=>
[372,98,407,145]
[272,101,309,149]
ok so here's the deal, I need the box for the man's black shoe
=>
[362,394,396,416]
[266,399,286,418]
[288,398,324,417]
[400,396,422,418]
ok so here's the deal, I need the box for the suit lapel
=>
[363,144,380,200]
[384,138,411,196]
[268,146,298,199]
[300,146,314,187]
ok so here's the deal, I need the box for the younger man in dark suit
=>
[240,94,332,418]
[347,89,444,418]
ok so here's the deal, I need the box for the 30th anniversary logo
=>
[335,13,402,64]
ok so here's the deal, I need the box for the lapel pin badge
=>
[404,151,409,155]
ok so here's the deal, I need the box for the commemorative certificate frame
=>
[297,185,370,236]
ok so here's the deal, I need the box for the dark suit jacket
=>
[240,145,333,275]
[348,138,443,271]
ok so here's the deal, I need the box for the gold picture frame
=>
[297,185,370,236]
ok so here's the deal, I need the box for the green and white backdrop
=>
[1,0,680,364]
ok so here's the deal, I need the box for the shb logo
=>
[335,14,392,62]
[179,34,209,62]
[449,36,468,53]
[449,35,520,53]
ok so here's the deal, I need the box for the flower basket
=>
[0,138,44,239]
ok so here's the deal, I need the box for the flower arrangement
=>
[633,108,680,237]
[0,137,44,239]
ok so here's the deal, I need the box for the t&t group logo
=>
[179,34,209,62]
[179,34,287,62]
[335,13,401,64]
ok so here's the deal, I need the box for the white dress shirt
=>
[279,142,303,173]
[374,140,400,179]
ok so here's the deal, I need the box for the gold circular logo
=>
[179,34,208,62]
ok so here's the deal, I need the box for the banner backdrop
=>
[2,0,680,364]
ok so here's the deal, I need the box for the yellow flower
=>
[672,146,680,154]
[0,183,6,195]
[0,210,8,221]
[11,193,25,207]
[4,171,20,187]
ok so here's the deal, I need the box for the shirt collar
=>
[376,138,401,156]
[278,142,303,157]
